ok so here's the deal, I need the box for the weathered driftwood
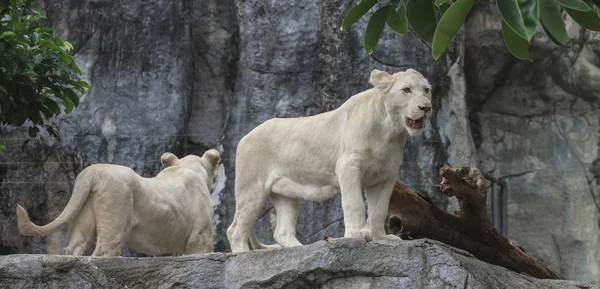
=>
[387,165,561,279]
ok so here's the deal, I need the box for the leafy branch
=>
[341,0,600,60]
[0,0,90,151]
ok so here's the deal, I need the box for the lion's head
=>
[160,149,221,189]
[370,68,433,136]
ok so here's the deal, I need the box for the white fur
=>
[227,69,433,252]
[16,150,221,257]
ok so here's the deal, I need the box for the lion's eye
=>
[402,88,411,93]
[425,88,430,94]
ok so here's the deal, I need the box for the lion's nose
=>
[418,106,431,113]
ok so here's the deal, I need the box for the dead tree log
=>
[387,165,561,279]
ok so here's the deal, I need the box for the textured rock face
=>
[0,0,598,285]
[1,239,598,289]
[464,4,600,283]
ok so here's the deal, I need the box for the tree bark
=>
[387,165,561,280]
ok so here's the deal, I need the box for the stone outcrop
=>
[1,239,597,289]
[0,0,598,285]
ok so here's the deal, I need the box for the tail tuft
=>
[249,230,281,250]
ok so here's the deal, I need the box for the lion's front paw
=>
[345,228,373,241]
[372,233,403,245]
[374,234,401,241]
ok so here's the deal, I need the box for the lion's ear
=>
[161,153,179,168]
[370,69,394,90]
[203,149,221,169]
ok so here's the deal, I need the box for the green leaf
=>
[390,0,402,8]
[554,0,592,11]
[40,106,53,118]
[497,0,540,41]
[63,41,74,51]
[364,6,390,54]
[33,53,43,64]
[565,7,600,30]
[386,3,408,34]
[30,5,42,15]
[77,81,91,89]
[437,2,452,12]
[340,0,379,31]
[64,88,79,107]
[0,86,6,94]
[407,0,438,42]
[0,142,5,151]
[541,21,570,46]
[62,95,73,114]
[435,0,451,7]
[46,126,59,138]
[501,19,531,60]
[540,0,569,46]
[31,31,39,44]
[432,0,475,60]
[519,0,540,40]
[44,99,61,114]
[0,31,16,39]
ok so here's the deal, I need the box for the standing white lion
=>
[227,69,433,252]
[16,150,220,257]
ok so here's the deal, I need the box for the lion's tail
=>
[248,230,281,250]
[16,168,94,236]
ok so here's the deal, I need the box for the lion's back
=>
[77,163,140,193]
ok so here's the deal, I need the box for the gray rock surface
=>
[0,238,597,289]
[464,4,600,283]
[0,0,598,285]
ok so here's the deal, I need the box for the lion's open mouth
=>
[405,117,424,129]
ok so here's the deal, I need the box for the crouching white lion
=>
[16,150,220,256]
[227,69,433,252]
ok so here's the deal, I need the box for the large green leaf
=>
[501,19,531,60]
[565,7,600,30]
[497,0,540,41]
[407,0,438,42]
[541,21,570,46]
[386,3,408,34]
[364,6,390,54]
[0,31,16,39]
[341,0,379,31]
[554,0,592,11]
[540,0,569,46]
[432,0,475,60]
[44,99,61,114]
[64,88,79,107]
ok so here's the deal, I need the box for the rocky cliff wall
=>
[0,0,598,284]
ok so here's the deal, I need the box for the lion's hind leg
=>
[63,200,96,256]
[269,193,302,247]
[91,190,132,257]
[228,186,268,253]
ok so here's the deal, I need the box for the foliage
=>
[341,0,600,61]
[0,0,90,151]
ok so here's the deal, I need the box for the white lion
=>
[227,69,433,252]
[16,150,221,257]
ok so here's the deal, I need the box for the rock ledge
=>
[0,239,597,289]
